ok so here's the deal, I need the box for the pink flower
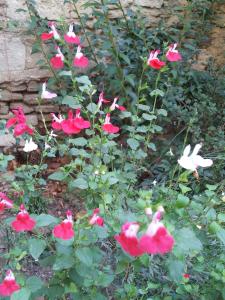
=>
[0,270,20,297]
[89,208,104,227]
[11,204,36,232]
[147,50,166,70]
[48,21,60,40]
[41,32,54,41]
[41,83,57,99]
[166,43,182,62]
[61,110,81,135]
[51,113,64,131]
[110,97,126,112]
[183,274,190,279]
[97,92,110,109]
[73,46,89,68]
[74,109,90,129]
[64,24,80,44]
[50,47,64,69]
[102,113,120,134]
[53,210,74,240]
[0,192,13,212]
[139,209,174,255]
[6,107,33,137]
[115,222,144,257]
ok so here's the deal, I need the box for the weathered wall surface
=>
[0,0,183,148]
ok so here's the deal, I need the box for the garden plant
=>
[0,0,224,299]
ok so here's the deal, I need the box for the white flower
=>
[49,130,57,139]
[23,138,38,153]
[178,144,213,171]
[41,83,57,99]
[153,179,157,186]
[45,143,51,150]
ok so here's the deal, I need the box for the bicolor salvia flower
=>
[50,46,64,69]
[73,46,89,68]
[166,43,182,62]
[11,204,36,232]
[102,113,120,134]
[147,50,166,69]
[0,192,13,212]
[53,210,74,240]
[0,270,20,297]
[64,24,80,44]
[6,107,33,137]
[89,208,104,227]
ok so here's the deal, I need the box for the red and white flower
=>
[64,24,80,45]
[178,144,213,172]
[41,83,57,99]
[147,50,166,70]
[139,208,174,255]
[0,192,13,212]
[61,110,81,135]
[53,210,74,240]
[110,97,126,112]
[6,107,33,137]
[73,46,89,68]
[89,208,104,227]
[115,222,144,256]
[166,43,182,62]
[0,270,20,297]
[97,91,110,109]
[74,109,90,129]
[41,22,60,41]
[102,113,120,134]
[51,113,64,131]
[50,47,64,69]
[11,204,36,232]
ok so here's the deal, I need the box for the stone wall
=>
[0,0,183,148]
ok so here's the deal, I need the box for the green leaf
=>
[174,228,202,256]
[76,75,92,86]
[176,194,190,208]
[206,184,218,191]
[218,213,225,223]
[147,143,156,151]
[157,109,167,116]
[35,214,58,227]
[26,276,43,292]
[137,104,150,112]
[28,238,46,260]
[71,178,88,189]
[150,89,165,97]
[167,259,184,282]
[48,171,65,181]
[58,70,72,77]
[53,255,74,270]
[87,103,97,113]
[11,288,31,300]
[216,228,225,245]
[127,138,139,150]
[75,247,94,266]
[142,113,157,121]
[69,137,87,147]
[179,184,192,194]
[62,95,80,109]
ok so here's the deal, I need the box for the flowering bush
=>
[0,1,224,299]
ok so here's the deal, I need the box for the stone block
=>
[0,134,16,147]
[135,0,164,8]
[1,90,23,102]
[0,103,9,115]
[24,94,39,105]
[10,102,34,114]
[35,105,59,113]
[26,114,38,126]
[27,81,40,92]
